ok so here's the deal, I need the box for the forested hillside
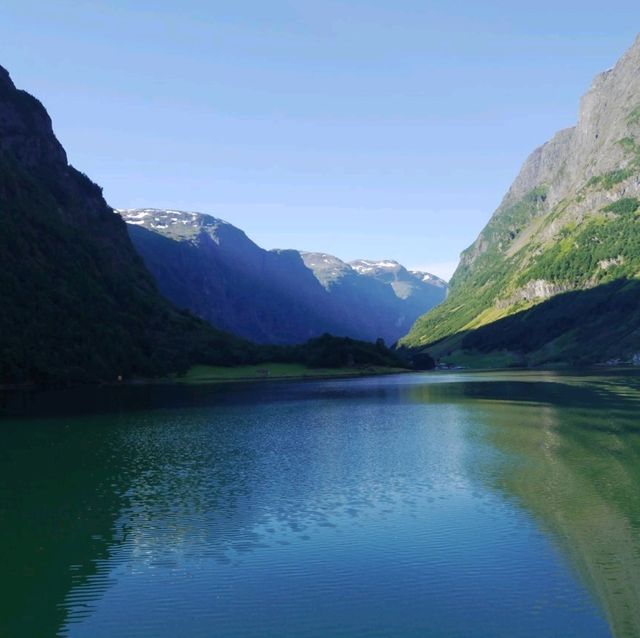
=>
[0,65,255,384]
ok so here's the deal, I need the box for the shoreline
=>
[0,366,414,392]
[3,364,639,393]
[162,365,413,386]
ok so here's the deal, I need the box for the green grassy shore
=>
[173,363,410,384]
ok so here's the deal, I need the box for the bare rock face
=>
[302,252,355,288]
[495,280,573,310]
[463,34,640,270]
[403,34,640,365]
[494,58,639,214]
[502,128,575,211]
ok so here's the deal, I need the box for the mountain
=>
[120,209,447,345]
[350,259,446,303]
[401,35,640,367]
[0,65,254,384]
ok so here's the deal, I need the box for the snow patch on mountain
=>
[351,259,401,274]
[117,208,230,231]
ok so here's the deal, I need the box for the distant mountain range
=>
[402,34,640,367]
[120,208,447,345]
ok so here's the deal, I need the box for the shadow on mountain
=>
[459,278,640,365]
[0,66,257,386]
[127,225,353,345]
[127,221,446,346]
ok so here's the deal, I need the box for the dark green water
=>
[1,371,640,637]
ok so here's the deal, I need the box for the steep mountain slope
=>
[402,35,640,366]
[120,209,447,345]
[0,66,252,384]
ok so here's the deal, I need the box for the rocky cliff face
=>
[0,66,248,384]
[120,209,447,345]
[402,34,640,366]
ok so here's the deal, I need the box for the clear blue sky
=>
[2,2,639,279]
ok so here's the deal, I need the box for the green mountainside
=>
[401,35,640,367]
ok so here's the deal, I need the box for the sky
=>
[1,2,639,279]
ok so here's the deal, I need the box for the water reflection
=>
[481,396,640,638]
[1,371,639,637]
[409,374,640,637]
[0,414,129,636]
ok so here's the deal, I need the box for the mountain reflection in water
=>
[1,370,639,637]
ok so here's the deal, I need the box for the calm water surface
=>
[1,370,640,637]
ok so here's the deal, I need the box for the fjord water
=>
[2,372,640,637]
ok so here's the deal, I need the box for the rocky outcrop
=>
[495,280,573,310]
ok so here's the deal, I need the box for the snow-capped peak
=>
[350,259,401,274]
[116,208,232,233]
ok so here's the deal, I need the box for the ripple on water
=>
[4,372,638,637]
